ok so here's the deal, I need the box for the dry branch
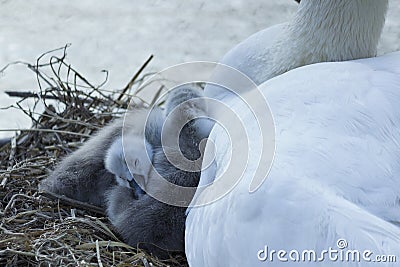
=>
[39,190,105,216]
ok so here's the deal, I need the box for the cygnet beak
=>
[127,173,146,196]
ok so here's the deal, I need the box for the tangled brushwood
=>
[0,45,188,266]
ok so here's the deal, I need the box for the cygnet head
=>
[105,136,153,196]
[165,84,208,118]
[164,84,213,139]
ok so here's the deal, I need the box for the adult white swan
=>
[186,0,400,266]
[187,52,400,266]
[205,0,388,98]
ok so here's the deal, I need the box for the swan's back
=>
[186,52,400,266]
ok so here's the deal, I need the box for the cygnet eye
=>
[134,159,139,167]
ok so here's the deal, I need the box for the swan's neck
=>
[268,0,388,80]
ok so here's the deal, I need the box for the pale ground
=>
[0,0,399,138]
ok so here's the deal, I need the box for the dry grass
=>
[0,45,188,266]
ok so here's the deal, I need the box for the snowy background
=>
[1,0,399,138]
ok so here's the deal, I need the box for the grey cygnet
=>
[104,107,163,196]
[105,84,210,255]
[39,106,162,208]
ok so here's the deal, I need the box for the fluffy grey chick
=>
[39,102,164,208]
[163,84,212,143]
[39,118,123,207]
[105,84,209,256]
[104,106,163,196]
[104,136,147,196]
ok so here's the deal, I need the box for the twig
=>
[3,193,38,215]
[39,190,105,216]
[76,241,134,250]
[150,85,166,106]
[142,256,150,267]
[0,248,39,258]
[0,128,91,137]
[9,135,17,162]
[96,240,104,267]
[118,54,154,101]
[5,90,61,100]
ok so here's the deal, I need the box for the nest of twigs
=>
[0,45,188,266]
